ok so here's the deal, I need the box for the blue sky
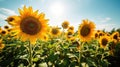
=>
[0,0,120,31]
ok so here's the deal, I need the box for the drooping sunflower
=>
[62,21,69,29]
[71,41,80,50]
[8,6,49,44]
[78,19,95,42]
[50,26,61,37]
[99,35,110,48]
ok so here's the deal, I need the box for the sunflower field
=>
[0,6,120,67]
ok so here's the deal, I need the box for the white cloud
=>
[0,8,17,26]
[100,17,111,22]
[96,17,111,23]
[96,24,116,31]
[0,8,17,20]
[0,13,7,20]
[0,8,17,16]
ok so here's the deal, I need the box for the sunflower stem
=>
[62,28,65,40]
[28,41,33,67]
[78,42,84,67]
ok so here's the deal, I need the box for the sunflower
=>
[118,37,120,42]
[7,28,13,32]
[99,35,110,48]
[5,16,20,26]
[111,32,119,43]
[97,30,101,33]
[0,40,5,50]
[68,26,74,31]
[7,6,49,44]
[95,32,99,39]
[105,32,110,36]
[43,35,49,41]
[78,19,95,42]
[112,32,119,40]
[50,26,61,37]
[4,25,9,30]
[66,30,74,39]
[0,27,2,33]
[62,21,69,29]
[98,31,105,38]
[0,30,8,36]
[72,41,80,50]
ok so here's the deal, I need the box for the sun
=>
[49,2,65,17]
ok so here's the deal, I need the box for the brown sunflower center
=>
[67,32,73,38]
[68,32,72,35]
[9,17,14,22]
[80,25,90,37]
[7,29,12,32]
[64,24,67,28]
[113,35,118,40]
[52,29,58,35]
[62,23,68,29]
[95,33,98,38]
[4,26,9,29]
[70,28,73,30]
[1,31,6,34]
[102,38,108,46]
[20,16,41,35]
[99,33,103,37]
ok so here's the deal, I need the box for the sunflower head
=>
[8,6,49,45]
[98,31,105,38]
[99,35,110,48]
[7,28,13,32]
[5,16,20,26]
[78,19,96,42]
[68,26,74,31]
[111,32,119,41]
[118,37,120,42]
[111,32,119,43]
[0,30,8,36]
[95,32,99,39]
[0,27,1,30]
[72,41,81,50]
[4,25,9,30]
[66,30,74,38]
[97,30,101,33]
[105,32,110,36]
[50,26,61,37]
[42,35,49,41]
[62,21,69,29]
[0,40,5,50]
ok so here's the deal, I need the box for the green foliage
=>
[0,29,120,67]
